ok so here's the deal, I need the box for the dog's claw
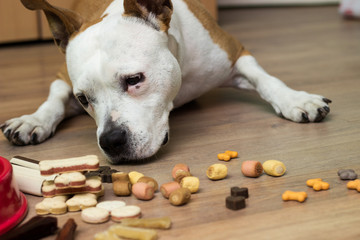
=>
[30,133,38,145]
[323,98,332,104]
[323,106,330,113]
[301,112,310,123]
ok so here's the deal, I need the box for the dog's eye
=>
[76,94,89,107]
[125,73,144,86]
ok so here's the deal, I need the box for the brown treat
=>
[174,170,191,183]
[160,181,181,199]
[137,176,159,191]
[169,188,191,206]
[226,196,246,210]
[172,163,190,179]
[112,172,130,182]
[231,187,249,198]
[338,169,358,180]
[56,218,77,240]
[113,180,132,196]
[85,166,118,183]
[2,216,58,240]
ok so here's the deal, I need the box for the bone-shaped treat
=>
[347,179,360,192]
[306,178,330,191]
[282,191,307,203]
[338,169,358,180]
[39,155,99,175]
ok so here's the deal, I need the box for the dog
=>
[1,0,331,164]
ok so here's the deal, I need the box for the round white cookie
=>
[111,205,141,222]
[81,207,110,224]
[96,200,126,213]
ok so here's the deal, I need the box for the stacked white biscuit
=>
[36,155,103,215]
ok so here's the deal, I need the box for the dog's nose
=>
[99,128,128,156]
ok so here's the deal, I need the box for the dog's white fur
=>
[1,0,330,164]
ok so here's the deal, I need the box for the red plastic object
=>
[0,156,28,236]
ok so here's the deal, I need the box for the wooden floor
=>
[1,6,360,240]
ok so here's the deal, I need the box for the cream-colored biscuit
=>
[35,195,68,215]
[66,193,98,212]
[55,172,86,188]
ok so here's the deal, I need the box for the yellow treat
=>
[306,178,330,191]
[263,160,286,177]
[180,176,200,193]
[206,164,228,180]
[108,224,157,240]
[94,231,122,240]
[347,179,360,192]
[282,190,307,203]
[128,171,145,185]
[121,216,172,229]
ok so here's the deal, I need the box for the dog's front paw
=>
[275,91,331,123]
[1,115,54,145]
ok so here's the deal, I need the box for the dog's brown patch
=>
[183,0,250,65]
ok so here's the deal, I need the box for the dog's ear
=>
[123,0,173,32]
[20,0,83,53]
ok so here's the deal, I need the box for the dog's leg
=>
[228,55,331,122]
[1,79,83,145]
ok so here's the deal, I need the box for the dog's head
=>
[21,0,181,164]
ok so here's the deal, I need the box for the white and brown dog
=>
[1,0,331,164]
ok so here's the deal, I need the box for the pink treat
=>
[241,161,263,178]
[160,181,181,199]
[132,182,155,200]
[171,163,190,179]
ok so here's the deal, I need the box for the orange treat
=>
[217,153,231,161]
[282,191,307,203]
[172,164,190,179]
[225,151,238,158]
[132,182,154,200]
[160,182,181,199]
[306,178,330,191]
[241,161,263,178]
[347,179,360,192]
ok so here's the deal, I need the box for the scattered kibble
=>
[241,161,263,178]
[206,163,228,180]
[231,187,248,198]
[226,196,246,210]
[262,160,286,177]
[282,191,307,203]
[180,176,200,193]
[128,171,144,185]
[347,179,360,192]
[132,182,155,200]
[172,164,190,179]
[306,178,330,191]
[160,181,181,199]
[217,150,238,161]
[169,188,191,206]
[338,169,358,180]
